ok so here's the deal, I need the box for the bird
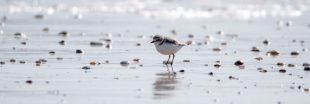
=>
[150,35,185,65]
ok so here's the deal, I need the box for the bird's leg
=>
[171,54,175,65]
[166,55,171,64]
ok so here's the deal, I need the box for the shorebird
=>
[150,35,185,65]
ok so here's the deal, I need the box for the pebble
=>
[59,40,65,45]
[25,80,33,84]
[14,32,26,39]
[21,42,26,45]
[217,31,225,35]
[179,70,185,73]
[287,64,296,67]
[76,49,84,54]
[188,34,194,38]
[254,57,263,61]
[183,60,190,62]
[106,44,112,49]
[251,46,260,52]
[186,40,194,45]
[220,42,227,46]
[304,88,309,92]
[234,60,244,66]
[304,67,310,71]
[290,51,299,56]
[208,72,214,76]
[90,41,104,46]
[42,27,49,32]
[59,31,69,37]
[34,14,44,19]
[276,62,285,67]
[212,48,221,52]
[133,58,140,62]
[120,61,130,67]
[56,57,63,60]
[19,60,26,64]
[82,66,91,70]
[214,64,221,68]
[136,43,141,46]
[49,51,55,55]
[266,50,280,56]
[10,59,16,63]
[259,70,268,73]
[171,30,177,35]
[89,61,97,65]
[279,69,286,73]
[0,61,5,65]
[263,40,270,45]
[302,63,310,67]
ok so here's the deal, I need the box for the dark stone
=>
[179,70,185,72]
[59,40,65,45]
[290,51,299,56]
[304,67,310,71]
[10,59,16,63]
[234,60,244,66]
[82,66,91,70]
[25,80,33,84]
[263,40,270,45]
[76,49,84,54]
[279,69,286,73]
[214,64,221,68]
[208,72,213,76]
[251,46,260,52]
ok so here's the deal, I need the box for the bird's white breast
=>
[155,44,183,55]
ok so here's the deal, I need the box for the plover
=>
[151,35,185,65]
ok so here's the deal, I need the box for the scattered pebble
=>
[171,30,177,35]
[21,42,26,45]
[136,43,142,46]
[277,62,285,67]
[56,57,63,60]
[287,64,296,67]
[42,27,49,32]
[89,61,97,65]
[303,63,310,67]
[133,58,140,63]
[217,31,225,35]
[251,46,260,52]
[254,57,263,61]
[19,60,26,64]
[183,60,190,62]
[82,66,91,70]
[214,64,221,68]
[290,51,299,56]
[304,88,309,92]
[266,50,280,56]
[221,42,227,46]
[14,32,26,39]
[10,59,16,63]
[120,61,130,67]
[90,41,104,46]
[208,72,214,76]
[188,34,194,38]
[49,51,56,55]
[34,14,44,19]
[59,31,69,37]
[234,60,244,66]
[0,61,5,65]
[212,48,221,52]
[279,69,286,73]
[304,67,310,71]
[263,40,270,45]
[59,40,65,45]
[186,40,194,45]
[179,69,185,73]
[259,70,268,73]
[25,80,33,84]
[76,49,84,54]
[106,44,112,49]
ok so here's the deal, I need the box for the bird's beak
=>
[150,41,155,43]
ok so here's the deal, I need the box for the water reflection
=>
[152,65,179,99]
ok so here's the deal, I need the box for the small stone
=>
[34,14,44,19]
[302,63,310,67]
[214,64,221,68]
[259,70,267,73]
[59,31,69,37]
[208,72,213,76]
[56,57,63,60]
[290,51,299,56]
[234,60,244,66]
[188,34,194,38]
[14,32,26,39]
[90,41,104,46]
[304,88,309,92]
[25,80,33,84]
[251,46,260,52]
[76,49,84,54]
[179,70,185,72]
[19,60,26,64]
[304,67,310,71]
[277,62,285,67]
[42,27,49,32]
[21,42,26,45]
[254,57,263,61]
[49,51,55,55]
[133,58,140,62]
[183,60,190,62]
[106,44,112,49]
[105,60,109,63]
[287,64,296,67]
[263,40,270,45]
[120,61,130,67]
[228,76,235,80]
[136,43,141,46]
[0,61,5,65]
[279,69,286,73]
[171,30,177,35]
[212,48,221,52]
[186,40,194,45]
[89,61,97,65]
[59,40,65,45]
[266,50,280,56]
[221,42,227,46]
[302,48,307,52]
[217,31,224,35]
[10,59,16,63]
[82,66,91,70]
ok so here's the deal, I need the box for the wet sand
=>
[1,0,310,104]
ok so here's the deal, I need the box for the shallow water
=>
[1,0,310,104]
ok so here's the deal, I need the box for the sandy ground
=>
[1,0,310,104]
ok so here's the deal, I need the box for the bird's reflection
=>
[152,65,179,99]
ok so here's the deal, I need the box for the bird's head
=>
[150,35,164,44]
